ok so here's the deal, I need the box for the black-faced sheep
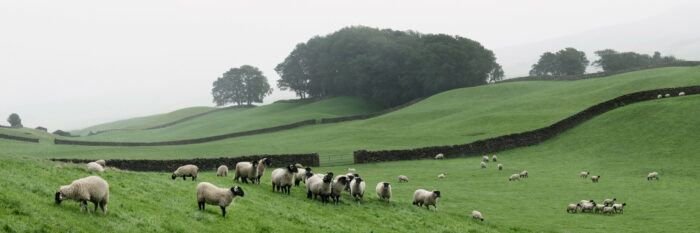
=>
[86,162,105,173]
[612,203,626,213]
[482,156,489,163]
[603,198,616,206]
[217,165,228,177]
[603,206,615,214]
[271,164,298,194]
[398,175,408,183]
[254,158,272,184]
[412,189,440,212]
[307,172,334,203]
[350,177,366,203]
[492,155,497,162]
[172,164,198,181]
[580,201,596,213]
[196,182,244,217]
[519,170,528,178]
[647,172,659,180]
[591,175,600,183]
[330,176,348,204]
[233,161,258,184]
[595,204,606,213]
[472,210,484,221]
[55,176,109,214]
[567,204,580,213]
[580,171,589,178]
[295,167,312,186]
[497,164,503,170]
[509,174,520,181]
[375,182,391,203]
[480,162,486,168]
[438,173,446,179]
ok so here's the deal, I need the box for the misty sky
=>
[1,0,698,131]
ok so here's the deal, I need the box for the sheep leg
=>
[295,180,300,186]
[79,201,84,212]
[220,206,226,217]
[99,201,107,215]
[307,190,312,199]
[84,201,91,214]
[192,175,197,181]
[93,201,98,213]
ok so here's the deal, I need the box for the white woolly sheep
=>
[482,156,489,163]
[612,203,626,213]
[497,164,503,170]
[567,204,581,213]
[519,170,528,178]
[216,165,228,177]
[492,155,497,162]
[271,164,299,195]
[196,182,244,217]
[55,176,109,214]
[435,153,444,160]
[580,201,596,213]
[591,175,600,183]
[350,177,366,203]
[579,200,594,206]
[509,174,520,181]
[86,162,104,173]
[233,161,258,184]
[375,182,391,203]
[294,167,312,186]
[647,171,659,181]
[657,94,662,99]
[679,91,685,96]
[595,204,606,213]
[603,206,615,214]
[172,164,198,181]
[307,172,334,203]
[603,198,616,206]
[398,175,408,183]
[95,160,106,167]
[438,173,446,179]
[472,210,484,221]
[254,158,272,184]
[412,189,441,212]
[665,93,670,97]
[330,176,349,204]
[347,168,356,172]
[480,161,486,168]
[579,171,590,178]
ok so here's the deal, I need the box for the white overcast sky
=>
[1,0,698,131]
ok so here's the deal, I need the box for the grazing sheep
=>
[482,156,489,163]
[519,170,528,178]
[294,167,312,186]
[55,176,109,214]
[492,155,497,162]
[497,164,503,170]
[472,210,484,221]
[350,177,366,203]
[196,182,244,217]
[580,200,594,206]
[95,160,106,167]
[216,165,228,177]
[567,204,581,213]
[612,203,626,213]
[438,173,446,179]
[603,198,616,206]
[295,163,303,168]
[579,171,590,178]
[603,206,615,214]
[233,161,258,184]
[435,153,444,160]
[480,162,486,168]
[591,175,600,183]
[580,201,596,213]
[271,164,299,195]
[375,182,391,203]
[254,158,272,184]
[665,93,670,97]
[86,162,104,173]
[657,94,662,99]
[347,168,356,172]
[595,204,606,213]
[509,174,520,181]
[172,165,199,181]
[307,172,334,203]
[412,189,441,212]
[647,171,659,181]
[679,91,685,96]
[330,176,349,204]
[398,175,409,183]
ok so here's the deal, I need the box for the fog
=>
[1,0,697,131]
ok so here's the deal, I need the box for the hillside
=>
[70,106,216,136]
[1,94,698,232]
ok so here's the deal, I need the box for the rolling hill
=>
[70,106,217,136]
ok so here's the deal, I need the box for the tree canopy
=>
[212,65,272,106]
[529,48,589,76]
[592,49,681,72]
[7,113,22,128]
[275,26,503,107]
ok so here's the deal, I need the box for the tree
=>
[592,49,680,72]
[7,113,22,128]
[529,48,589,76]
[212,65,272,106]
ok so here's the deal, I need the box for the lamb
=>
[86,162,104,173]
[438,173,446,179]
[579,171,590,178]
[375,182,391,203]
[509,174,520,181]
[603,198,616,206]
[679,91,685,96]
[497,164,503,170]
[480,162,486,168]
[271,164,299,195]
[471,210,484,221]
[350,177,366,203]
[647,171,659,180]
[612,203,626,213]
[294,167,312,186]
[398,175,408,183]
[55,176,109,214]
[233,161,258,184]
[95,160,106,167]
[603,206,615,214]
[482,156,489,163]
[665,93,670,97]
[591,175,600,183]
[595,204,606,213]
[580,201,596,213]
[307,172,334,203]
[435,153,444,160]
[492,155,497,162]
[216,165,229,177]
[412,189,441,212]
[567,204,581,213]
[196,182,244,217]
[519,170,528,178]
[172,164,199,181]
[330,176,349,204]
[254,158,272,184]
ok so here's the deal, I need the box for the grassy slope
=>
[1,95,698,232]
[76,96,382,142]
[0,127,55,140]
[71,106,216,136]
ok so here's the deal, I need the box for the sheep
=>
[86,162,104,173]
[603,198,616,206]
[647,171,659,181]
[591,175,600,183]
[480,162,486,168]
[579,171,590,178]
[472,210,484,221]
[580,201,596,213]
[95,160,106,167]
[330,176,349,204]
[55,176,109,214]
[375,182,391,203]
[216,165,228,177]
[233,161,258,184]
[254,158,272,184]
[603,206,615,214]
[271,164,299,195]
[679,91,685,96]
[196,182,244,217]
[497,164,503,170]
[350,177,366,203]
[595,204,606,213]
[567,204,581,213]
[657,94,662,99]
[398,175,408,183]
[482,156,489,163]
[519,170,528,178]
[435,153,444,159]
[295,167,312,186]
[492,155,497,162]
[665,93,670,97]
[509,174,520,181]
[172,164,198,181]
[307,172,334,203]
[579,200,594,206]
[347,168,356,172]
[612,203,626,213]
[295,163,303,168]
[345,173,358,195]
[438,173,446,179]
[412,189,441,212]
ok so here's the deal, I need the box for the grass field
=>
[1,94,698,232]
[70,106,217,136]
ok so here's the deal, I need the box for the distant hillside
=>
[70,106,216,136]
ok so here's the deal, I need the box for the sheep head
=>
[230,186,244,197]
